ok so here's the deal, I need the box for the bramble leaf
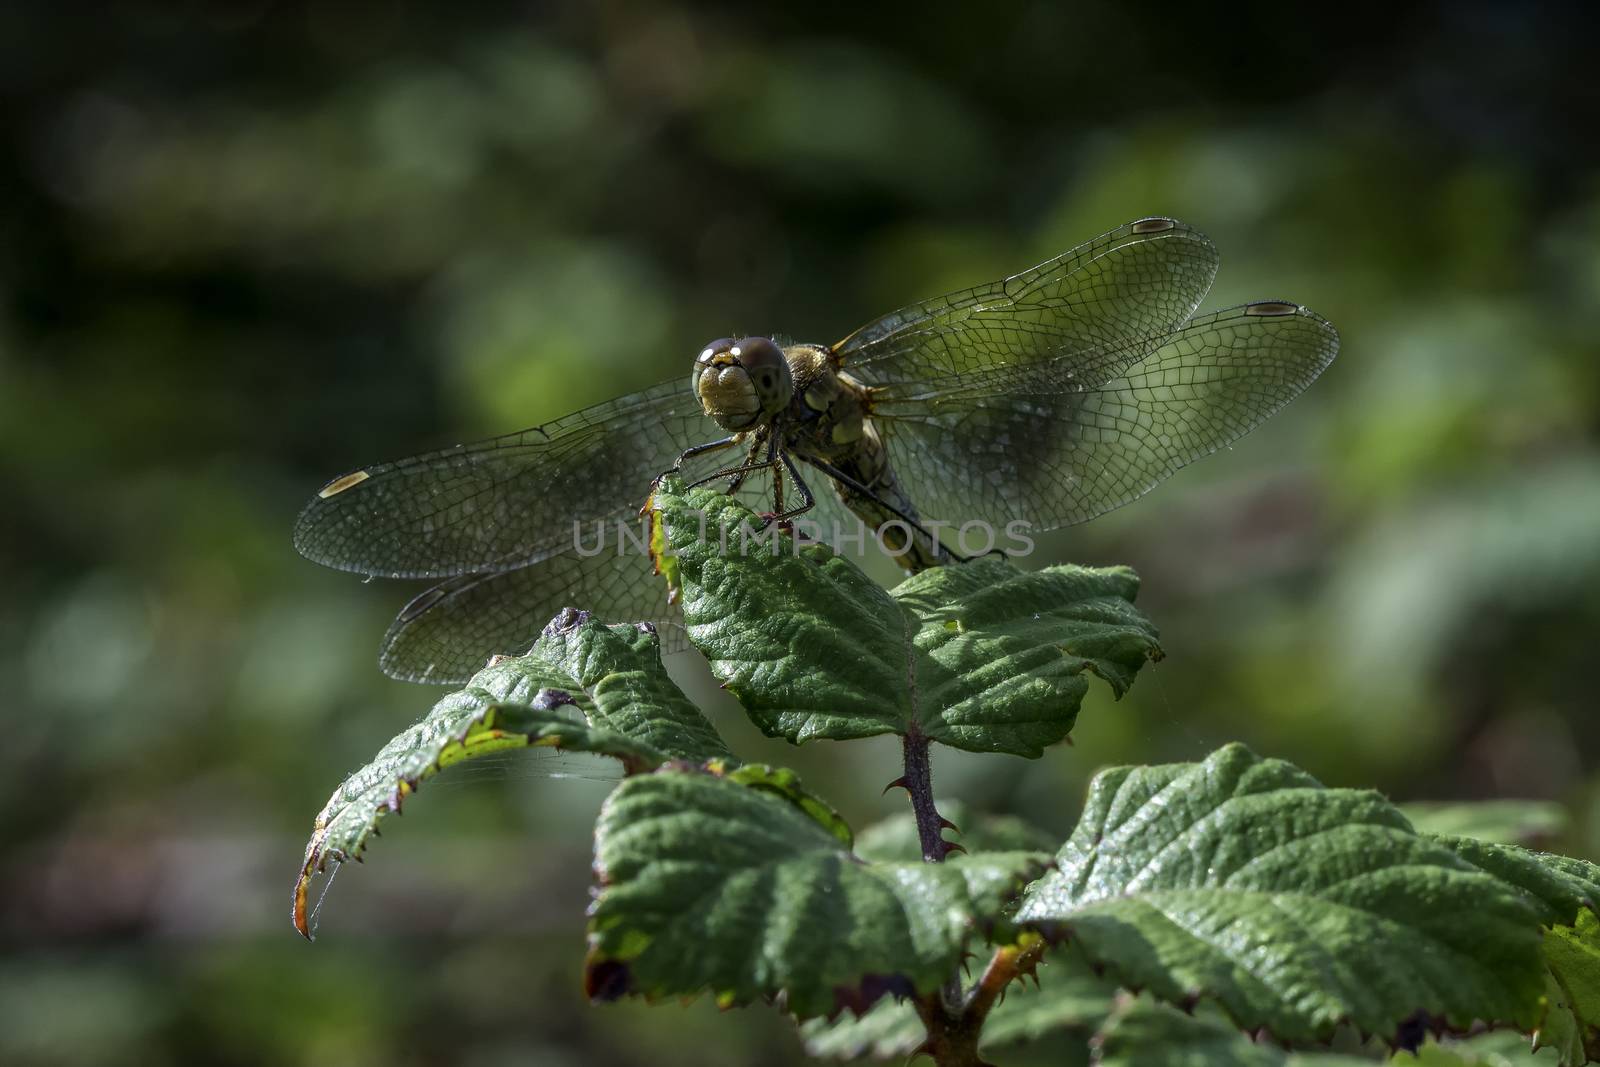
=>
[650,477,1161,755]
[799,948,1116,1059]
[798,994,929,1061]
[1405,1032,1565,1065]
[1016,744,1552,1045]
[585,766,1047,1019]
[718,760,854,848]
[1542,910,1600,1064]
[293,610,729,936]
[1091,999,1554,1067]
[1426,837,1599,927]
[518,608,732,765]
[1092,999,1376,1066]
[1429,840,1600,1064]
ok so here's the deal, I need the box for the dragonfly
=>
[296,217,1338,684]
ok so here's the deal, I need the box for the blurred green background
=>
[3,2,1596,1064]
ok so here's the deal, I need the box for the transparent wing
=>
[869,302,1339,531]
[294,379,723,579]
[378,545,683,685]
[378,471,862,684]
[296,370,870,683]
[835,218,1220,387]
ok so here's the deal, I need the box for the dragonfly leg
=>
[723,432,768,496]
[762,432,789,517]
[655,435,739,486]
[689,422,783,494]
[685,455,779,490]
[770,450,785,514]
[801,456,968,565]
[643,436,744,516]
[765,450,817,525]
[753,431,820,527]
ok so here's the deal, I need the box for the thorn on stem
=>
[882,776,911,796]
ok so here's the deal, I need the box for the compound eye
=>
[690,337,736,394]
[696,337,736,365]
[730,336,792,411]
[732,335,782,379]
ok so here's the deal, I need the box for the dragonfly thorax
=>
[691,336,793,432]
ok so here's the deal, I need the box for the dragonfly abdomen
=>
[810,425,947,573]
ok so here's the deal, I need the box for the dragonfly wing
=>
[835,218,1219,387]
[380,460,874,684]
[870,301,1339,531]
[379,544,688,684]
[294,378,722,579]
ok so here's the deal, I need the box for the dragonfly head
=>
[691,336,794,431]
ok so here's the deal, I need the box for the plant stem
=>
[916,940,1048,1066]
[900,727,947,863]
[914,990,993,1067]
[966,939,1046,1023]
[899,730,1035,1066]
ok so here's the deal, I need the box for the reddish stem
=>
[900,728,948,863]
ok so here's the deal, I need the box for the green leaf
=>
[1535,967,1589,1067]
[1091,999,1380,1066]
[294,610,728,936]
[1403,801,1569,846]
[800,948,1117,1059]
[518,607,733,765]
[585,766,1047,1019]
[1426,837,1599,927]
[797,993,928,1060]
[719,761,854,848]
[652,477,930,744]
[1405,1032,1561,1065]
[1092,1000,1557,1067]
[853,801,1056,863]
[1016,743,1551,1044]
[1428,841,1600,1064]
[892,555,1158,703]
[650,477,1161,755]
[1542,910,1600,1064]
